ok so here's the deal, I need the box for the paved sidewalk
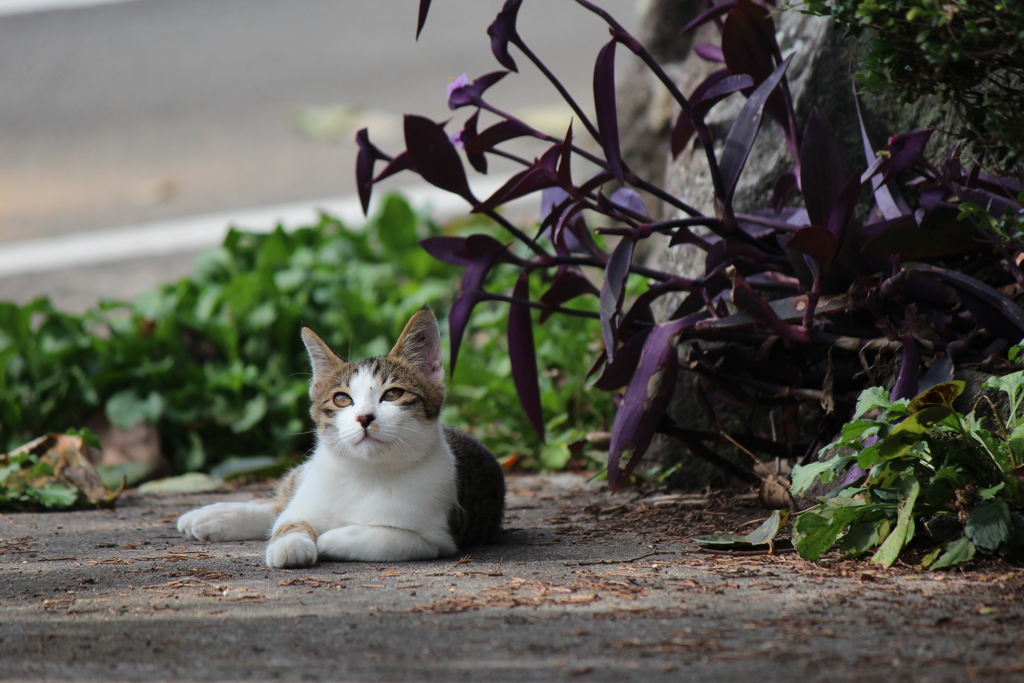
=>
[1,473,1021,681]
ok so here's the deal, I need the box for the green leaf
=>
[695,510,791,549]
[743,509,791,544]
[538,441,572,470]
[105,390,165,431]
[137,473,223,494]
[28,482,80,508]
[965,499,1012,552]
[231,394,268,433]
[977,482,1005,501]
[871,477,921,567]
[65,427,101,450]
[854,386,895,419]
[839,518,887,558]
[840,419,879,442]
[790,460,835,495]
[375,194,420,252]
[793,506,863,561]
[928,536,976,570]
[874,406,952,462]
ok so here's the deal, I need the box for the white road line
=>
[0,178,530,277]
[0,0,140,16]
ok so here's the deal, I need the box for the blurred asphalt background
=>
[0,0,637,311]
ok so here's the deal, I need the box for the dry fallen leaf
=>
[1,433,124,510]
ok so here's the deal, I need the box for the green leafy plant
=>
[959,191,1024,247]
[790,369,1024,568]
[802,0,1024,171]
[0,194,608,477]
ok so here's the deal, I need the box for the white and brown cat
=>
[177,309,505,568]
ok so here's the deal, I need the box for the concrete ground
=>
[1,473,1022,681]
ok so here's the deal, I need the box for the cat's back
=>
[443,426,505,548]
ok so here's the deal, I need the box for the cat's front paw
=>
[177,502,274,542]
[266,533,317,568]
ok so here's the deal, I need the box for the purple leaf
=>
[594,39,625,185]
[671,70,753,158]
[415,0,431,39]
[600,237,634,360]
[592,327,651,391]
[447,71,509,110]
[420,236,472,267]
[449,243,507,373]
[563,212,604,258]
[607,316,697,490]
[457,109,488,174]
[487,0,522,72]
[609,188,650,221]
[540,186,571,226]
[404,115,477,205]
[920,354,954,390]
[721,1,788,129]
[694,43,724,62]
[465,119,535,154]
[862,213,984,259]
[508,272,545,441]
[722,5,774,87]
[718,54,792,202]
[704,240,772,273]
[904,263,1024,342]
[853,85,908,221]
[371,151,414,184]
[772,170,797,214]
[890,335,920,401]
[473,143,562,213]
[557,121,575,194]
[680,1,736,35]
[539,265,600,323]
[696,73,754,118]
[670,109,696,160]
[464,233,523,263]
[355,128,389,215]
[881,129,934,184]
[800,108,846,228]
[728,267,809,342]
[825,172,862,244]
[787,226,836,278]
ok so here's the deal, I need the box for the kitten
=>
[177,309,505,568]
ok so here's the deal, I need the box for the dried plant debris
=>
[0,433,124,511]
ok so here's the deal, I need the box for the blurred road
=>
[0,0,637,243]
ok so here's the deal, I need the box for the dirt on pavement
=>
[1,473,1022,681]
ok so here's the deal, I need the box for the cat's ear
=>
[390,309,444,386]
[301,326,344,394]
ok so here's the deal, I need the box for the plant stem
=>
[480,292,600,320]
[483,209,548,258]
[511,36,602,144]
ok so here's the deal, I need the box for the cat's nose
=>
[356,413,375,430]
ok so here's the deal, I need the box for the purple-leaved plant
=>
[357,0,1024,491]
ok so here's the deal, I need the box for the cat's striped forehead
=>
[314,355,425,392]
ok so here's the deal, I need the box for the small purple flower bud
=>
[446,74,470,107]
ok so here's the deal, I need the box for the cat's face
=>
[301,310,446,464]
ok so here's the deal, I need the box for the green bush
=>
[789,370,1024,569]
[804,0,1024,171]
[0,194,609,475]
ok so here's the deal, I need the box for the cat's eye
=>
[381,388,404,402]
[332,392,352,408]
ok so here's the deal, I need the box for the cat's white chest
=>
[284,431,458,538]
